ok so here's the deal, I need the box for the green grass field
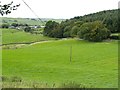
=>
[1,29,54,44]
[2,39,118,88]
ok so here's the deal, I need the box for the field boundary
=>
[1,38,71,46]
[0,40,51,46]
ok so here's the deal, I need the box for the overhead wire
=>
[21,0,45,25]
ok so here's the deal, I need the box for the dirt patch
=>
[2,44,26,49]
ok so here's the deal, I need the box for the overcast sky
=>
[1,0,119,19]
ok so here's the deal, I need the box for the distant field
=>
[111,33,119,36]
[1,29,54,44]
[2,39,118,88]
[0,17,65,26]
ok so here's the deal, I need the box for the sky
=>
[1,0,120,19]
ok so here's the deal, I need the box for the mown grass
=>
[1,29,54,44]
[2,39,118,88]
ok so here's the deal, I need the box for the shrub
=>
[1,24,9,28]
[11,76,22,82]
[24,26,33,32]
[1,76,9,81]
[59,81,86,88]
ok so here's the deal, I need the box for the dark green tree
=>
[11,23,19,27]
[70,26,80,37]
[24,26,32,32]
[78,21,110,42]
[43,21,61,38]
[63,26,71,37]
[1,23,9,28]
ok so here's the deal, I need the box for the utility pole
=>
[70,45,72,62]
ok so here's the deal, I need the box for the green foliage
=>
[43,10,118,41]
[63,26,71,37]
[11,76,22,82]
[1,23,9,28]
[24,26,32,32]
[78,21,110,42]
[43,21,62,38]
[70,26,80,37]
[73,9,119,33]
[60,81,85,88]
[61,21,83,38]
[11,23,19,27]
[44,20,83,38]
[54,9,118,39]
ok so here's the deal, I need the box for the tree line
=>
[43,9,119,42]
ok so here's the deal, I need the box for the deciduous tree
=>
[78,21,110,42]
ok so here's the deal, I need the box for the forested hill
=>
[72,9,117,21]
[44,9,119,41]
[70,9,118,33]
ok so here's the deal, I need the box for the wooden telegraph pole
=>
[70,45,72,62]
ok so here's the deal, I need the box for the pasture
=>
[1,29,54,44]
[2,39,118,88]
[0,17,65,26]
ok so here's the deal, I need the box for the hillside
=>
[0,17,65,26]
[71,9,118,33]
[1,29,54,44]
[43,9,119,41]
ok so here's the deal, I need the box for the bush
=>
[1,76,9,81]
[11,76,22,82]
[59,81,86,88]
[11,23,19,27]
[78,21,110,42]
[24,26,33,32]
[1,24,9,28]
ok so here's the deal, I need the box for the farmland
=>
[2,34,118,88]
[1,9,118,88]
[1,29,54,44]
[0,17,65,26]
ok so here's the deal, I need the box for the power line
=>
[21,0,45,25]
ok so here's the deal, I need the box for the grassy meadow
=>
[2,37,118,88]
[1,29,54,44]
